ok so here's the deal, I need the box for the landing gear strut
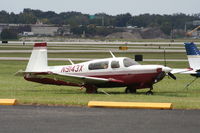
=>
[184,77,198,90]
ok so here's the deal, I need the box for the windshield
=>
[123,58,139,67]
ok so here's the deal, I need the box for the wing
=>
[171,68,197,74]
[15,70,124,86]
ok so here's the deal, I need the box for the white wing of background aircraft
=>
[172,42,200,76]
[171,42,200,88]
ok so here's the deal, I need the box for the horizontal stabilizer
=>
[15,70,26,76]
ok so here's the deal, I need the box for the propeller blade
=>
[168,72,176,80]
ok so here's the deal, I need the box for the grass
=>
[0,60,200,109]
[0,42,188,59]
[0,46,186,50]
[95,38,200,42]
[0,52,187,59]
[0,41,199,109]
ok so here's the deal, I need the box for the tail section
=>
[25,42,48,72]
[184,42,200,70]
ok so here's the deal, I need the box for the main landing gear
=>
[125,86,137,94]
[84,85,98,94]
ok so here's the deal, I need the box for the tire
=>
[125,86,136,94]
[146,91,153,95]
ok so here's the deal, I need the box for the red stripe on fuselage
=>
[90,73,158,85]
[34,42,47,47]
[24,72,161,89]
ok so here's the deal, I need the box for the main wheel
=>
[85,86,98,94]
[125,86,136,94]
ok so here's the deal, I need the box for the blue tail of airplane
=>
[184,42,200,70]
[184,42,200,55]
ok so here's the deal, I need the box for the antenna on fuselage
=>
[164,48,166,66]
[68,59,74,65]
[109,51,116,58]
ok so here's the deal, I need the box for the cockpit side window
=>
[123,58,139,67]
[88,61,109,70]
[111,61,120,68]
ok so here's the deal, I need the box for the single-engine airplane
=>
[16,42,175,95]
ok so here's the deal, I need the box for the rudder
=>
[184,42,200,70]
[25,42,48,72]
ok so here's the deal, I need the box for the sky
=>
[0,0,199,15]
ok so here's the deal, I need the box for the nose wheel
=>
[146,86,153,95]
[146,90,153,95]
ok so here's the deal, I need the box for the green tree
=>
[114,13,132,27]
[160,22,172,35]
[0,29,18,40]
[0,10,10,23]
[18,13,37,24]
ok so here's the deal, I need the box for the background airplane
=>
[171,42,200,88]
[16,42,175,95]
[172,42,200,76]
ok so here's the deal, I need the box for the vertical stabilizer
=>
[109,51,116,58]
[184,42,200,70]
[25,42,48,72]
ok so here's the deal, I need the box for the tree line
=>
[0,8,199,39]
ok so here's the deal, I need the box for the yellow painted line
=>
[88,101,172,110]
[0,99,17,105]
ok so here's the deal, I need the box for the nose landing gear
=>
[146,87,153,95]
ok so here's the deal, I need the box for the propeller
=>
[168,72,176,80]
[162,67,176,80]
[163,48,176,80]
